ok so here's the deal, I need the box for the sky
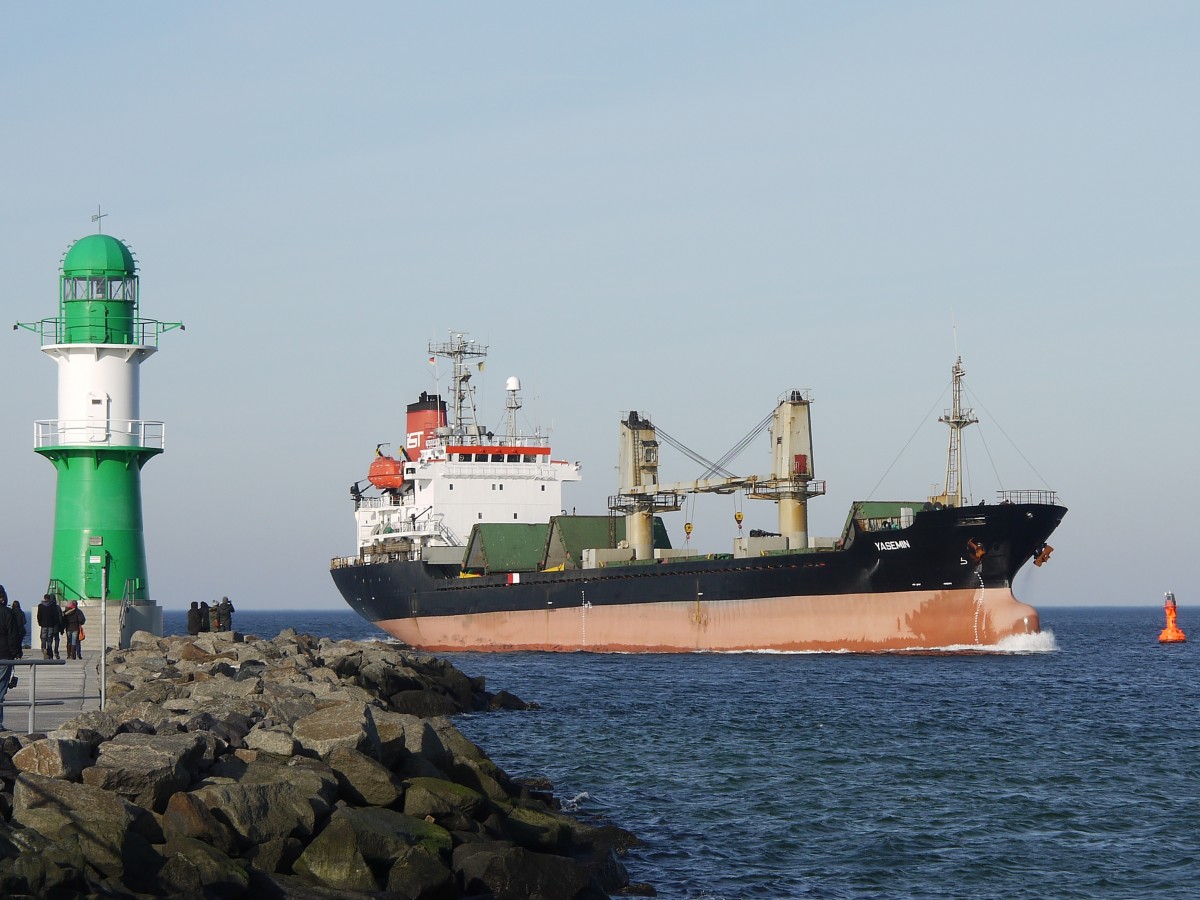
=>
[1,2,1197,612]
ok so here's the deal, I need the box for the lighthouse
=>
[17,226,182,646]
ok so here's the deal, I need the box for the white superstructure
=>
[349,334,580,564]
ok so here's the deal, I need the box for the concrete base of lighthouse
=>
[78,600,162,650]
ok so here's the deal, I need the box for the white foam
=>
[991,629,1058,653]
[710,630,1059,655]
[561,791,590,811]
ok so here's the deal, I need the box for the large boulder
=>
[326,746,402,807]
[292,703,382,760]
[402,777,486,824]
[453,842,598,900]
[189,781,321,848]
[244,724,299,757]
[12,738,93,781]
[293,806,454,891]
[12,772,154,878]
[82,732,213,811]
[289,815,377,892]
[158,835,249,899]
[161,790,237,855]
[385,845,457,898]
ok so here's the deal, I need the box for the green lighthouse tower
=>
[18,229,182,645]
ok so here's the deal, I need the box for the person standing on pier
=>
[36,594,62,659]
[197,601,211,633]
[11,602,27,652]
[0,588,21,729]
[187,601,202,636]
[217,596,235,632]
[62,600,85,660]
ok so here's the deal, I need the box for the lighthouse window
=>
[449,484,454,490]
[513,513,518,519]
[541,485,546,491]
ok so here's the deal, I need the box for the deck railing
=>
[996,489,1059,505]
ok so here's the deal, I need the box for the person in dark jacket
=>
[11,602,27,651]
[37,594,63,659]
[197,601,211,633]
[217,596,235,632]
[186,601,202,636]
[62,601,85,660]
[0,587,21,729]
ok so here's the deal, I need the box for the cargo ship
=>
[330,334,1065,652]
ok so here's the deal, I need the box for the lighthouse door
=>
[86,549,109,600]
[87,393,110,443]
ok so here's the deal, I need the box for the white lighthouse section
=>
[40,344,161,450]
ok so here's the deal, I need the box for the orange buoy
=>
[1159,591,1186,643]
[368,454,407,490]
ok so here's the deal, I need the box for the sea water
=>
[162,606,1200,898]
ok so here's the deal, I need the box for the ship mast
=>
[429,332,488,441]
[930,356,978,508]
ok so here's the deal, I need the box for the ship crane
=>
[611,391,826,560]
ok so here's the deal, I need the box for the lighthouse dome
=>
[63,234,136,277]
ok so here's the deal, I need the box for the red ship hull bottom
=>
[369,588,1041,653]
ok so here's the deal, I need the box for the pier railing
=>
[0,658,68,734]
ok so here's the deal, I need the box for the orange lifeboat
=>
[1159,592,1186,643]
[368,454,406,490]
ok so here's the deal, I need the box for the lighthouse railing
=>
[35,419,165,450]
[14,317,184,347]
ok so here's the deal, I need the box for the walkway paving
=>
[1,644,102,735]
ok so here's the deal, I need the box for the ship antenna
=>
[930,355,978,508]
[428,331,488,442]
[505,376,522,441]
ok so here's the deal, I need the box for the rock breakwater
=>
[0,629,642,898]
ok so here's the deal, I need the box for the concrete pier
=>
[1,646,100,734]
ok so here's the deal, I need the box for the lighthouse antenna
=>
[91,205,108,233]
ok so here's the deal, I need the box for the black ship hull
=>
[331,502,1066,652]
